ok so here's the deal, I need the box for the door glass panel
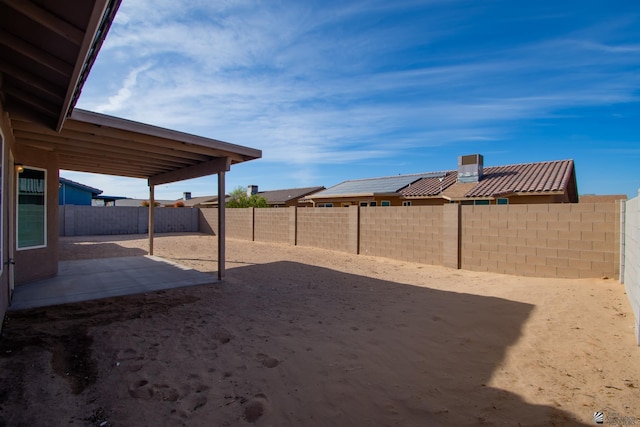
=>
[17,167,46,249]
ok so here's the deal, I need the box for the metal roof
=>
[59,177,102,195]
[312,172,446,198]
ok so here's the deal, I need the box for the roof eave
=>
[70,109,262,161]
[57,0,122,131]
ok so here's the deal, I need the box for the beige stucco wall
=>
[14,144,59,284]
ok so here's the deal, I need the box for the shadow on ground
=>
[0,261,590,426]
[59,241,147,261]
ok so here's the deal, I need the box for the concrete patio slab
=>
[8,256,216,311]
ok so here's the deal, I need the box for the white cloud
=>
[74,0,640,197]
[94,63,153,113]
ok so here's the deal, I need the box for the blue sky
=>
[69,0,640,200]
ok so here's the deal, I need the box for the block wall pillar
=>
[442,203,461,269]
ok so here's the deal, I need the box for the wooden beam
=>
[70,109,262,160]
[15,132,196,167]
[12,120,212,162]
[149,185,155,255]
[3,86,58,118]
[58,153,167,176]
[218,171,225,280]
[57,151,171,171]
[56,163,148,180]
[0,29,73,77]
[0,62,66,101]
[3,0,85,45]
[62,118,245,161]
[148,157,231,186]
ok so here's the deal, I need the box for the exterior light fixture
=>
[15,163,24,173]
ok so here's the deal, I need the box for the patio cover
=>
[1,0,262,280]
[10,109,261,184]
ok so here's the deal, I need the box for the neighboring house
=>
[93,195,128,206]
[579,194,627,203]
[307,155,579,207]
[59,177,102,205]
[247,185,325,207]
[305,174,438,207]
[188,186,325,208]
[179,192,222,208]
[0,0,261,325]
[114,198,177,207]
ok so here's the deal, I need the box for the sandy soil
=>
[1,233,639,426]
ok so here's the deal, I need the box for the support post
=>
[218,171,226,280]
[148,184,155,255]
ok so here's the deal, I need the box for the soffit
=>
[11,109,262,184]
[0,0,119,130]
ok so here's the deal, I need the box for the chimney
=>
[183,192,192,200]
[457,154,483,183]
[247,185,258,196]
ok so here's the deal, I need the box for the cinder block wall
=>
[64,205,140,235]
[461,203,620,279]
[297,208,353,253]
[154,208,198,233]
[623,193,640,344]
[360,206,443,265]
[255,209,290,244]
[198,208,218,235]
[225,208,254,240]
[61,206,199,236]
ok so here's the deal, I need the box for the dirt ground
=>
[1,233,639,426]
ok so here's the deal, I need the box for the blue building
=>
[59,177,102,205]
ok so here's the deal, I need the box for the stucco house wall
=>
[13,145,59,284]
[59,183,94,206]
[0,105,13,324]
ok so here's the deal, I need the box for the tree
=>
[226,186,268,208]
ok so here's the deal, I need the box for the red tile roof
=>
[400,172,457,197]
[399,159,575,199]
[468,159,574,197]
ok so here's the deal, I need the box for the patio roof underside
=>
[11,109,262,185]
[0,0,120,131]
[2,0,261,185]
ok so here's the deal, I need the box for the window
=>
[317,203,333,207]
[474,200,490,205]
[402,201,412,206]
[381,200,391,206]
[359,202,368,207]
[17,167,46,249]
[497,198,509,205]
[369,201,377,207]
